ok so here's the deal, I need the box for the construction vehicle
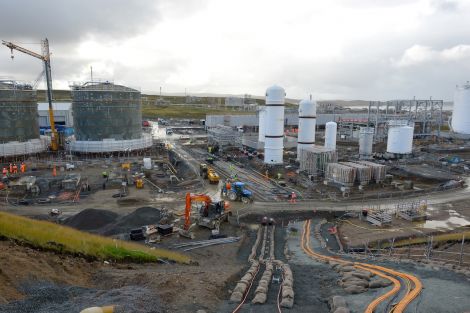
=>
[2,39,58,151]
[135,178,144,189]
[222,181,253,204]
[199,163,220,184]
[180,193,229,238]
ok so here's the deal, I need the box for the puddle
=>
[418,217,470,229]
[417,209,470,230]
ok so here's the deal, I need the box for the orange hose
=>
[301,220,422,313]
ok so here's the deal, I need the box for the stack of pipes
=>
[340,161,373,184]
[355,160,387,183]
[325,163,356,186]
[298,146,337,176]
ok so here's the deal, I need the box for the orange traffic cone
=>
[52,166,57,177]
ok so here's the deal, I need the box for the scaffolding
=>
[207,125,241,150]
[299,146,337,176]
[340,161,373,185]
[336,98,445,142]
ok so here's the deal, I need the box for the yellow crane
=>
[2,39,59,151]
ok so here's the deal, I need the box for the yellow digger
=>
[200,163,220,184]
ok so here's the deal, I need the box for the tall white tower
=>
[264,85,285,164]
[324,121,337,150]
[297,98,316,157]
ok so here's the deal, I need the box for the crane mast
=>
[2,38,59,151]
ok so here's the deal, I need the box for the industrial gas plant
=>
[2,38,470,313]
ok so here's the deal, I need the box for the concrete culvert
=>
[255,286,267,294]
[368,278,392,289]
[252,293,267,304]
[349,272,371,281]
[282,287,294,299]
[229,291,244,303]
[342,279,369,288]
[343,285,367,294]
[280,298,294,308]
[338,265,355,273]
[333,307,350,313]
[328,295,347,312]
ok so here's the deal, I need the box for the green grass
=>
[142,104,254,119]
[0,211,191,264]
[377,230,470,248]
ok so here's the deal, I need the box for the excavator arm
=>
[184,193,213,230]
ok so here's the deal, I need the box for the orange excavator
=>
[180,192,229,238]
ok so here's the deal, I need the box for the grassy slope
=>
[142,105,254,119]
[0,212,190,264]
[379,230,470,248]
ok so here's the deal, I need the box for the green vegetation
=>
[0,211,191,264]
[142,104,254,119]
[379,230,470,248]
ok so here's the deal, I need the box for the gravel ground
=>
[0,282,165,313]
[309,219,470,313]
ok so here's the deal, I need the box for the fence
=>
[346,234,470,267]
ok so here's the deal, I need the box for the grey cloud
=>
[0,0,160,43]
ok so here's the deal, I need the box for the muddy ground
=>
[0,221,245,313]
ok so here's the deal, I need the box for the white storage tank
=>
[324,121,337,150]
[452,82,470,134]
[143,157,152,169]
[264,85,285,164]
[359,127,374,159]
[297,99,316,157]
[387,124,414,154]
[258,106,266,142]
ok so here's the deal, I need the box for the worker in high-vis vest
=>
[2,167,8,177]
[20,162,26,173]
[9,163,13,173]
[12,164,18,174]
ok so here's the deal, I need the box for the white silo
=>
[387,122,414,154]
[452,82,470,134]
[264,85,285,164]
[359,127,374,159]
[297,99,317,157]
[258,106,266,142]
[324,121,337,150]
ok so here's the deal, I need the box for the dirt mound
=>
[100,207,163,236]
[64,209,119,231]
[0,283,165,313]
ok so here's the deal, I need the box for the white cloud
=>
[395,44,470,67]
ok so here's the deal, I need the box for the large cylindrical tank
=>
[297,99,316,157]
[452,82,470,134]
[324,121,337,150]
[359,127,374,159]
[264,85,285,164]
[72,82,142,141]
[387,125,413,154]
[0,80,40,143]
[258,106,266,143]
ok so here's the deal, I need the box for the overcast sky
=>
[1,0,469,100]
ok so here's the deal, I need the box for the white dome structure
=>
[264,85,285,164]
[297,99,317,157]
